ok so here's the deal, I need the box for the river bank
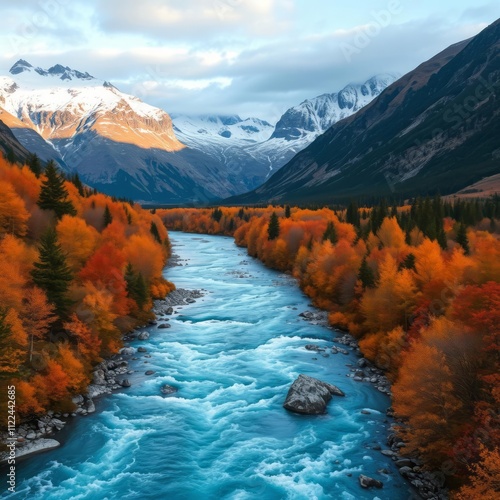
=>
[4,233,432,499]
[0,285,204,465]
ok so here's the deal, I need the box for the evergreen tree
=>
[237,208,245,219]
[267,212,280,240]
[31,228,73,319]
[150,221,162,243]
[27,153,42,178]
[322,221,338,244]
[400,253,416,271]
[358,256,375,288]
[211,208,223,222]
[346,201,361,227]
[284,205,291,218]
[228,218,235,232]
[70,172,85,196]
[456,223,470,255]
[38,161,77,219]
[103,205,113,227]
[150,208,156,214]
[125,263,149,309]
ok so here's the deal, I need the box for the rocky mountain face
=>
[0,118,31,163]
[0,60,236,204]
[173,75,397,191]
[231,19,500,205]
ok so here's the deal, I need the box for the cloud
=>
[0,0,497,122]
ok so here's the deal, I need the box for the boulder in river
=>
[145,370,156,376]
[359,474,383,489]
[158,323,171,329]
[283,374,345,415]
[137,331,150,340]
[160,385,178,395]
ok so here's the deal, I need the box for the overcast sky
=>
[0,0,498,123]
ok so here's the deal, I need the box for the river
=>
[4,232,411,499]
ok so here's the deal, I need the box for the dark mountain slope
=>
[230,19,500,204]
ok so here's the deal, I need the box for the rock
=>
[299,311,314,319]
[160,385,178,395]
[361,410,371,415]
[137,347,148,353]
[166,307,174,315]
[84,399,95,413]
[158,323,171,329]
[26,432,36,440]
[381,449,396,457]
[395,459,413,468]
[358,474,383,489]
[93,369,107,386]
[121,379,131,388]
[357,358,367,368]
[148,320,157,325]
[137,331,149,340]
[145,370,156,376]
[15,439,60,458]
[399,466,413,476]
[72,395,84,405]
[119,347,135,356]
[305,344,321,352]
[186,298,196,303]
[52,419,65,430]
[283,374,345,415]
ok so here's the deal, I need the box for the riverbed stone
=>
[358,474,383,489]
[283,374,345,415]
[160,385,178,395]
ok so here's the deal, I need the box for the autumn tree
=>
[0,180,30,237]
[21,287,56,361]
[31,228,74,318]
[37,161,77,219]
[0,307,28,377]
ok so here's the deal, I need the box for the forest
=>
[159,200,500,498]
[0,154,173,421]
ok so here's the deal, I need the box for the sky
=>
[0,0,498,123]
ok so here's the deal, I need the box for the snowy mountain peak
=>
[271,73,399,141]
[9,59,95,81]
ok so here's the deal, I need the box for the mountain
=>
[230,20,500,205]
[0,118,31,162]
[172,75,397,191]
[0,60,238,204]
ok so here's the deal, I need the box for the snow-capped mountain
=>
[0,60,237,203]
[172,75,398,189]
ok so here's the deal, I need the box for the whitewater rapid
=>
[3,233,411,499]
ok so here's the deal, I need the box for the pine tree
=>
[267,211,280,240]
[358,256,375,288]
[323,221,338,244]
[125,263,148,309]
[284,205,291,218]
[70,172,85,196]
[150,221,162,243]
[103,204,113,227]
[456,223,470,255]
[211,208,223,222]
[346,201,360,227]
[31,228,73,319]
[27,153,42,178]
[38,161,77,219]
[400,253,416,271]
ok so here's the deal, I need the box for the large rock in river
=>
[283,374,345,415]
